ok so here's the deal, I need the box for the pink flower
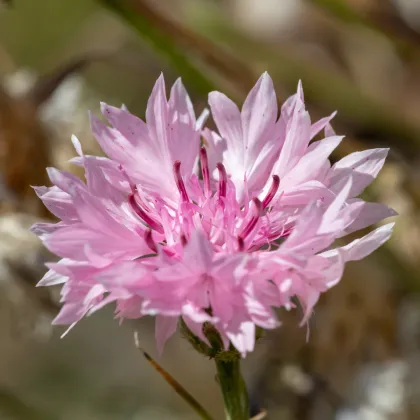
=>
[32,73,396,356]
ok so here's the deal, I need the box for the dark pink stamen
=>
[240,198,262,239]
[180,233,188,247]
[216,162,227,198]
[237,236,245,252]
[262,175,280,209]
[145,229,158,253]
[129,193,164,233]
[173,161,189,202]
[200,147,211,197]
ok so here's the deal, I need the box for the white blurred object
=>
[336,360,408,420]
[393,0,420,30]
[3,68,85,126]
[2,69,37,97]
[231,0,303,39]
[2,68,99,172]
[280,364,314,395]
[0,213,54,342]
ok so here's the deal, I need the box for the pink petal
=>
[328,148,389,196]
[146,74,170,157]
[280,180,330,206]
[155,315,178,356]
[340,222,395,261]
[33,185,78,222]
[273,96,311,178]
[169,78,195,125]
[284,136,343,186]
[167,78,200,176]
[46,167,85,194]
[310,111,337,140]
[339,200,398,237]
[95,260,153,291]
[241,72,278,174]
[52,302,87,325]
[90,114,136,168]
[183,230,214,272]
[37,268,68,287]
[226,321,255,357]
[101,102,148,146]
[319,177,353,234]
[208,91,243,157]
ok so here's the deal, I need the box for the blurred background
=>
[0,0,419,419]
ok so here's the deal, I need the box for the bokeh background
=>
[0,0,419,419]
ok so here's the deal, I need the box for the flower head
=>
[33,73,396,356]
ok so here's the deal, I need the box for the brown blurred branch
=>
[108,0,258,96]
[0,0,12,8]
[0,86,51,215]
[310,0,420,60]
[369,1,420,47]
[27,54,105,108]
[101,0,420,164]
[0,55,103,216]
[195,16,420,162]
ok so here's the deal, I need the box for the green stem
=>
[215,358,249,420]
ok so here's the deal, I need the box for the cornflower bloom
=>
[33,73,396,357]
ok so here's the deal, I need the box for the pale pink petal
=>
[33,186,78,222]
[241,73,278,185]
[280,181,330,206]
[319,177,353,234]
[45,224,146,261]
[31,222,65,241]
[46,167,85,194]
[273,97,311,178]
[322,250,345,288]
[328,148,389,196]
[167,78,200,175]
[95,260,153,291]
[226,321,255,357]
[283,136,343,186]
[52,302,88,325]
[101,102,148,146]
[208,92,243,158]
[155,315,178,356]
[182,230,214,272]
[146,74,170,158]
[169,78,195,124]
[202,128,226,177]
[339,200,398,237]
[90,114,136,169]
[310,112,337,140]
[340,222,395,261]
[70,155,130,193]
[37,268,68,287]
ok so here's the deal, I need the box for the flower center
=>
[124,150,290,257]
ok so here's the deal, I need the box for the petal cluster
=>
[33,73,396,356]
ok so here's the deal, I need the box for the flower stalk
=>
[181,321,250,420]
[215,356,249,420]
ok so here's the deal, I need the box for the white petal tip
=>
[195,108,210,130]
[100,101,108,113]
